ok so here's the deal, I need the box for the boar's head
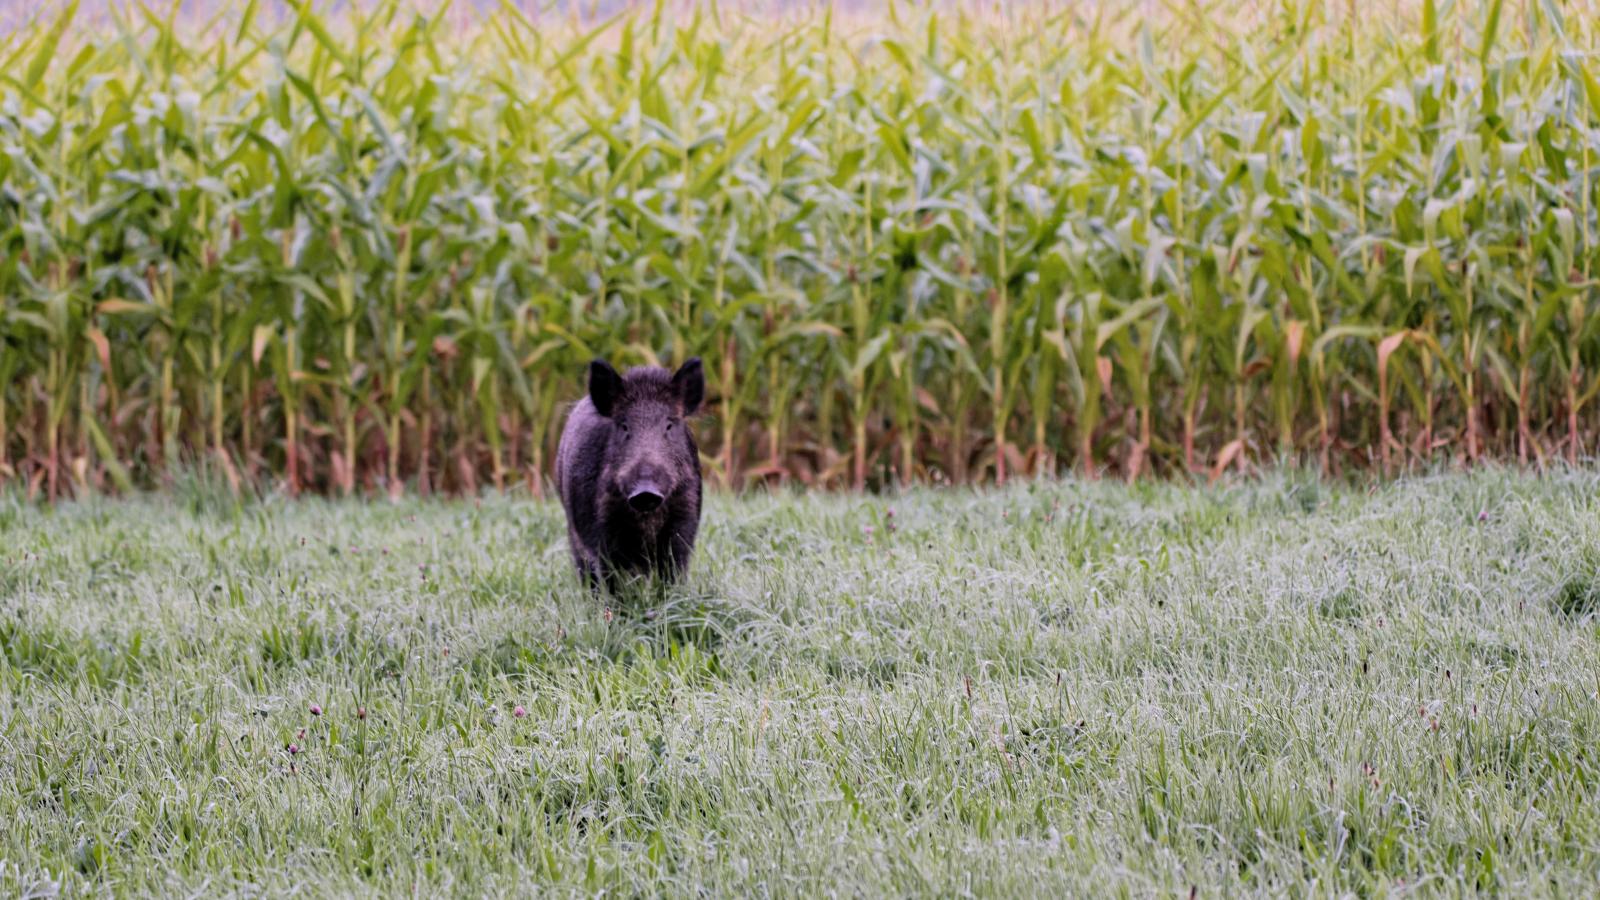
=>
[587,357,704,514]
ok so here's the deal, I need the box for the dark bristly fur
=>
[555,357,705,590]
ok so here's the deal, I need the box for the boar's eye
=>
[665,421,675,432]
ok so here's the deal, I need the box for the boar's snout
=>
[627,486,664,513]
[621,464,668,513]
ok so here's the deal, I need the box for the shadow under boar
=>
[555,357,705,590]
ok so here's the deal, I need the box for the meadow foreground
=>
[3,471,1599,896]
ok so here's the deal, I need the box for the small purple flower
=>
[513,706,527,719]
[309,704,322,717]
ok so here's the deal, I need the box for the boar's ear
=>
[588,359,624,417]
[671,357,704,415]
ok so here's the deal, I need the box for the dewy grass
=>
[2,469,1599,895]
[4,0,1600,497]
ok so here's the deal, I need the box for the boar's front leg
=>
[576,557,604,594]
[570,538,607,595]
[655,517,699,582]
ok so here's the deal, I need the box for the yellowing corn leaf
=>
[1285,320,1305,366]
[97,298,153,315]
[1377,331,1410,382]
[86,328,111,373]
[1210,439,1245,483]
[252,326,274,367]
[1095,356,1113,397]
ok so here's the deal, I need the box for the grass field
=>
[3,470,1600,895]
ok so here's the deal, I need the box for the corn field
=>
[3,0,1600,499]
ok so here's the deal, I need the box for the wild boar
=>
[555,357,705,589]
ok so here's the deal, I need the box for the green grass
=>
[3,470,1600,895]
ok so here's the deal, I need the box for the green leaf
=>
[24,0,78,90]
